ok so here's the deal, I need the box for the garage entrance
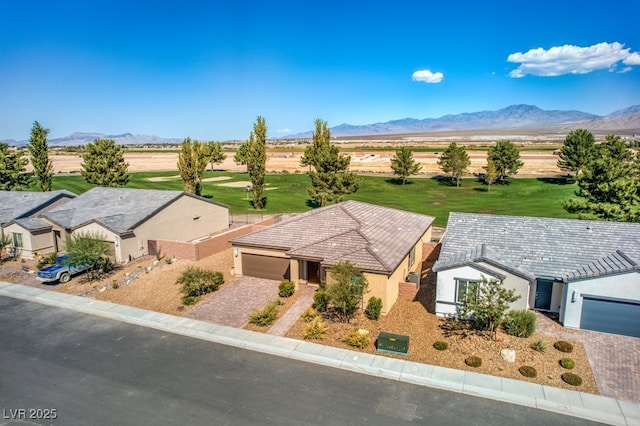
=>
[241,253,290,281]
[580,295,640,338]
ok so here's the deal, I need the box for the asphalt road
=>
[0,296,601,426]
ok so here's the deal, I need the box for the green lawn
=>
[51,172,578,228]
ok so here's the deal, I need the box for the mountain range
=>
[3,104,639,146]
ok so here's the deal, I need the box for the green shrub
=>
[278,281,296,298]
[530,340,547,353]
[176,267,224,301]
[465,356,482,368]
[181,295,199,305]
[519,366,537,378]
[312,290,329,312]
[343,330,370,349]
[503,309,536,338]
[364,297,383,320]
[249,301,279,327]
[433,341,449,351]
[554,340,574,353]
[560,358,576,369]
[303,317,327,340]
[301,307,319,322]
[561,372,583,386]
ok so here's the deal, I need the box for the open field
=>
[51,171,577,228]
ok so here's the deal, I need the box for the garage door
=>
[580,295,640,338]
[241,253,290,281]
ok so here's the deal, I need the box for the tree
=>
[457,276,520,340]
[177,137,207,195]
[563,135,640,222]
[0,142,30,190]
[202,141,227,171]
[245,116,267,209]
[0,229,11,261]
[483,159,499,191]
[437,142,470,187]
[390,147,422,184]
[300,119,359,207]
[326,261,368,323]
[233,143,248,171]
[557,129,597,177]
[81,139,130,187]
[65,231,113,281]
[487,140,523,183]
[28,121,53,191]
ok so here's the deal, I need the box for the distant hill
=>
[4,132,183,147]
[286,104,640,138]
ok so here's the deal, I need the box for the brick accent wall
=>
[149,217,276,262]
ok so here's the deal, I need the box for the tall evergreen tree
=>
[437,142,470,187]
[177,138,207,195]
[390,146,422,184]
[487,140,523,183]
[0,142,30,190]
[80,138,130,187]
[564,135,639,222]
[245,116,267,209]
[557,129,597,177]
[28,121,53,191]
[300,119,359,207]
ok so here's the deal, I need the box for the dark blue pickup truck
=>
[37,255,89,283]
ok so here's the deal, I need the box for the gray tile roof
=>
[41,187,225,236]
[11,217,53,232]
[433,212,640,282]
[0,190,75,225]
[230,201,434,274]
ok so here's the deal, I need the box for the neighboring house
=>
[433,212,640,338]
[39,187,229,263]
[0,190,76,258]
[230,200,434,315]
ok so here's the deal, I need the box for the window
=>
[409,246,416,267]
[456,279,479,304]
[12,233,23,248]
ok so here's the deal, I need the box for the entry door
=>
[534,279,553,310]
[307,262,320,284]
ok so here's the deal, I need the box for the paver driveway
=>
[185,276,280,328]
[536,313,640,402]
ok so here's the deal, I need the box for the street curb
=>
[1,282,637,426]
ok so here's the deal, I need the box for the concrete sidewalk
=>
[1,281,638,426]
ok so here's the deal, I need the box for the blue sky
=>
[1,0,639,141]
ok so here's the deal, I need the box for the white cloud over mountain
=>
[412,69,444,83]
[507,42,638,77]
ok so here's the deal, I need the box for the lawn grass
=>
[51,172,577,228]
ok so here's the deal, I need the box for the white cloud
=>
[507,42,638,78]
[275,128,292,133]
[412,69,444,83]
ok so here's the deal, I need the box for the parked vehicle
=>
[37,255,89,283]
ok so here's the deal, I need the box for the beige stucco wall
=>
[2,223,55,259]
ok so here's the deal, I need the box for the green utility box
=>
[376,331,409,356]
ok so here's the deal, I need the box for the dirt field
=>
[49,149,562,176]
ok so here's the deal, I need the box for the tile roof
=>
[230,200,434,274]
[11,217,53,232]
[433,212,640,282]
[41,187,226,236]
[0,190,75,225]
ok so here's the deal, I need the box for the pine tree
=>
[0,142,30,190]
[487,140,523,183]
[81,139,130,187]
[390,147,422,184]
[557,129,597,177]
[300,119,359,207]
[245,116,267,209]
[564,135,639,221]
[177,138,207,195]
[437,142,469,187]
[28,121,53,191]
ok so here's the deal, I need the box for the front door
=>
[534,279,553,310]
[307,261,320,284]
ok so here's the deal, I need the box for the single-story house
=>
[230,200,434,315]
[433,212,640,337]
[0,190,76,258]
[38,187,229,263]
